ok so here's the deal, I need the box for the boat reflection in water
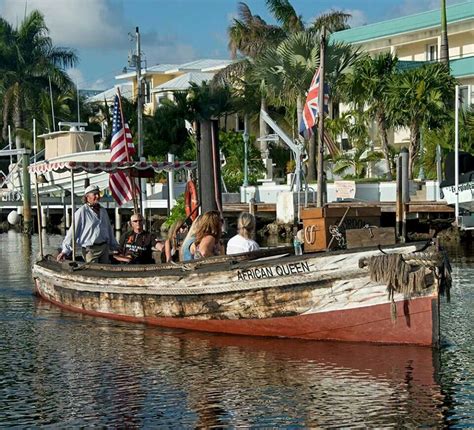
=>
[31,299,447,428]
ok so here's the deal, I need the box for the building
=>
[332,0,474,146]
[114,59,233,114]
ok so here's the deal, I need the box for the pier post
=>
[199,119,222,213]
[396,148,409,242]
[22,151,33,234]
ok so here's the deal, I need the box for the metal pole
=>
[436,144,442,200]
[454,85,459,225]
[77,80,81,123]
[136,26,143,158]
[418,127,425,180]
[33,119,36,164]
[70,170,76,262]
[135,27,147,218]
[34,173,43,258]
[243,115,249,187]
[316,27,326,208]
[8,125,13,166]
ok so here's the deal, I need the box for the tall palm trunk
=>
[376,113,393,180]
[14,94,23,163]
[440,0,449,66]
[408,122,420,179]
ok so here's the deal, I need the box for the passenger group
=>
[57,186,260,265]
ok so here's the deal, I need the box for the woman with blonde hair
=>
[226,212,260,255]
[190,211,223,259]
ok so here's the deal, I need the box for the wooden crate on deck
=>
[301,205,382,252]
[346,227,396,249]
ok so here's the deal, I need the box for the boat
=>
[32,233,451,347]
[440,151,474,212]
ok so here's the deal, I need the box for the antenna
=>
[76,80,80,123]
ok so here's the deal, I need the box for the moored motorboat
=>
[32,241,451,347]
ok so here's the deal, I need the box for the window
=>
[426,44,438,61]
[144,81,151,103]
[155,94,168,107]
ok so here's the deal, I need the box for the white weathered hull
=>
[33,244,441,346]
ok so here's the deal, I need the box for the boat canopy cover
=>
[29,160,197,175]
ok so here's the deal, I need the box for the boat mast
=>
[316,27,326,208]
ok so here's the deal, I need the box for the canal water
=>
[0,231,472,427]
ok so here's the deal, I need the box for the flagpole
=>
[316,27,326,208]
[116,87,140,214]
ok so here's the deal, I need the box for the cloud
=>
[346,9,367,28]
[0,0,127,49]
[68,68,106,90]
[67,67,85,85]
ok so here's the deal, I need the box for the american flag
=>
[299,67,329,138]
[109,94,138,206]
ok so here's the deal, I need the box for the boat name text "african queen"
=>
[237,261,310,281]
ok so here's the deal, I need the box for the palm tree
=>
[332,145,384,179]
[341,53,398,179]
[266,0,350,34]
[388,63,456,178]
[0,10,77,151]
[226,0,352,170]
[228,2,286,59]
[440,0,449,66]
[252,31,358,180]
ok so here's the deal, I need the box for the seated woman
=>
[190,211,223,259]
[164,219,185,263]
[114,214,162,264]
[226,212,260,255]
[180,215,202,262]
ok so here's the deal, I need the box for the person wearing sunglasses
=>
[57,185,118,264]
[114,213,163,264]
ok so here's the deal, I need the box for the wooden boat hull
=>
[32,244,442,347]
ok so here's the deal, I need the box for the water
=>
[0,231,472,427]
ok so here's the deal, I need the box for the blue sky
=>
[0,0,465,91]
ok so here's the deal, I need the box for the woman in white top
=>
[226,212,260,255]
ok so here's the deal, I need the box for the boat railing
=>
[0,163,22,195]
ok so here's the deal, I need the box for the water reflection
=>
[23,300,446,428]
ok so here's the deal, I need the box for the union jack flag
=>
[299,67,329,138]
[109,94,139,206]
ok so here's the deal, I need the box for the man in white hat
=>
[57,185,118,263]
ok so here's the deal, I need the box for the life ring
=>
[184,179,198,221]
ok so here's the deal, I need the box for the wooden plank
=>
[346,227,396,249]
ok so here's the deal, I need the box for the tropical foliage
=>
[0,10,77,150]
[340,53,398,179]
[387,62,456,178]
[220,130,265,192]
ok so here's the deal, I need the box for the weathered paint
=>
[32,243,441,346]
